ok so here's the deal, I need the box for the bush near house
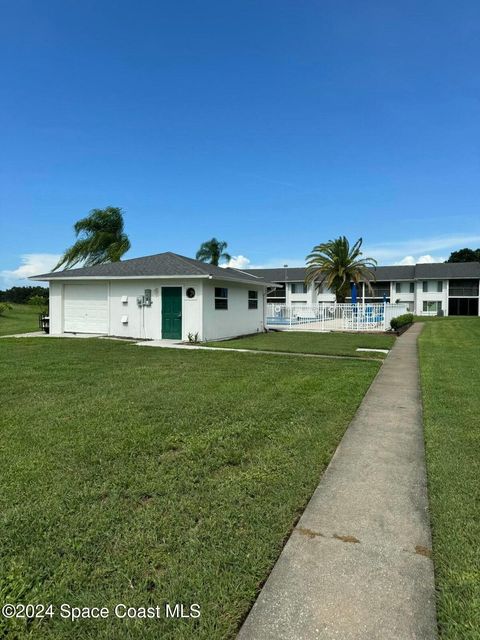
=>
[390,313,414,331]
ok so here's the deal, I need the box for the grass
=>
[413,315,449,322]
[0,337,380,639]
[0,303,41,336]
[418,317,480,638]
[204,330,396,358]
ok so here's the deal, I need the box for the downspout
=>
[263,288,267,332]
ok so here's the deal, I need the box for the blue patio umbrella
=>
[351,282,358,304]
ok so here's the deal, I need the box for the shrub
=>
[390,313,414,331]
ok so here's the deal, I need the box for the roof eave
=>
[29,273,277,287]
[29,274,211,282]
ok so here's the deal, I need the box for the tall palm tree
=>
[55,207,131,270]
[196,237,231,266]
[305,236,377,303]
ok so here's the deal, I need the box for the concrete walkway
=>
[136,340,384,362]
[238,323,437,640]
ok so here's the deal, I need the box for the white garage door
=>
[64,284,108,334]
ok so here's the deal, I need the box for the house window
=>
[248,290,258,309]
[291,282,307,294]
[423,280,443,293]
[396,281,415,294]
[316,282,332,294]
[214,287,228,310]
[423,301,442,312]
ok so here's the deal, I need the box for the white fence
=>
[266,303,408,332]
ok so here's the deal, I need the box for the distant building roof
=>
[414,261,480,279]
[31,252,276,286]
[244,262,480,281]
[244,267,307,282]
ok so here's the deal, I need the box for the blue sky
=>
[1,0,480,286]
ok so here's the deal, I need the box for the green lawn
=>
[205,330,396,358]
[418,317,480,638]
[0,338,379,639]
[0,303,41,336]
[413,315,449,322]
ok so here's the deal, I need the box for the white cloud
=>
[417,254,446,264]
[396,254,446,265]
[365,234,480,264]
[225,255,251,269]
[225,255,307,270]
[397,255,416,265]
[1,253,61,288]
[248,258,306,269]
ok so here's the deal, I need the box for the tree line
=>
[0,286,49,304]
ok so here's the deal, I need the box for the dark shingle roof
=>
[373,265,416,280]
[245,267,307,281]
[244,265,416,281]
[415,261,480,279]
[244,262,480,281]
[31,252,275,286]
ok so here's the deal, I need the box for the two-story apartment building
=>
[244,262,480,316]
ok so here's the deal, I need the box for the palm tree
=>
[196,238,231,266]
[55,207,131,270]
[305,236,377,303]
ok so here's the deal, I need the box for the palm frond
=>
[304,236,377,302]
[196,237,231,266]
[54,207,130,271]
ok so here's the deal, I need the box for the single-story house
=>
[31,252,275,341]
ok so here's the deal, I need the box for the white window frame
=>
[214,287,228,310]
[248,290,258,310]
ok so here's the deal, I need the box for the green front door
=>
[162,287,182,339]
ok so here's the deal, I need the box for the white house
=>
[245,262,480,316]
[31,252,275,341]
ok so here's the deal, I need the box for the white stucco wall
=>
[283,282,335,305]
[107,279,205,340]
[390,282,415,312]
[48,281,64,334]
[48,278,205,340]
[202,280,265,341]
[414,279,449,315]
[48,277,265,340]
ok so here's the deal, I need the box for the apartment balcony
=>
[448,287,479,297]
[267,288,286,299]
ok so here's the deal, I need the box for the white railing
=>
[266,303,408,332]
